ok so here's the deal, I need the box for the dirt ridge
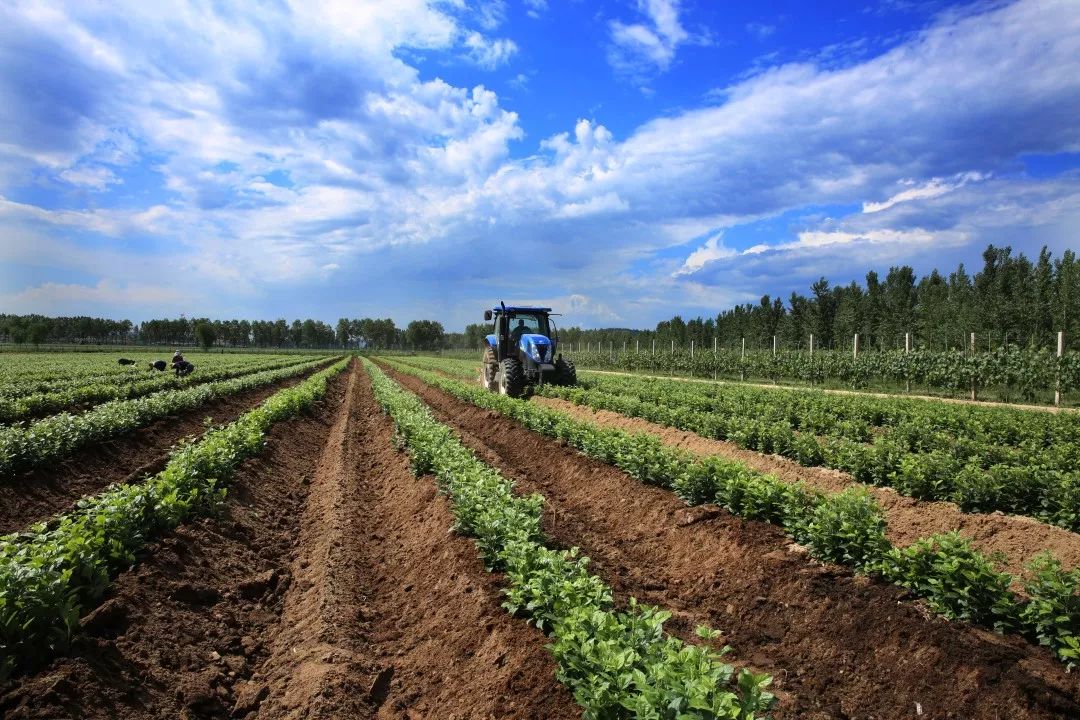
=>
[533,394,1080,582]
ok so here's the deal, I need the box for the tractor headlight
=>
[529,343,542,362]
[544,346,553,363]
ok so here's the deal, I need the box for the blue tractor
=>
[481,303,576,397]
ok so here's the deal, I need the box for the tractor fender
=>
[485,334,498,349]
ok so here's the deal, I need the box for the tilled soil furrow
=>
[253,363,580,719]
[389,368,1080,720]
[0,364,329,535]
[0,368,351,719]
[532,395,1080,582]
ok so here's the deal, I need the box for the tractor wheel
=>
[482,347,499,391]
[499,358,526,397]
[555,357,577,386]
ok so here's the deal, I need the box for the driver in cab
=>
[511,318,530,346]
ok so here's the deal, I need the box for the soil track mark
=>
[388,367,1080,720]
[0,362,331,535]
[532,395,1080,582]
[0,365,350,719]
[252,363,579,719]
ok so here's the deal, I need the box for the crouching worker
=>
[118,358,137,366]
[149,360,167,371]
[173,359,195,377]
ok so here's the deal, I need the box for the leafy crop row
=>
[0,355,321,423]
[567,346,1080,400]
[0,357,339,480]
[362,358,774,719]
[0,358,350,681]
[381,358,1080,667]
[529,378,1080,531]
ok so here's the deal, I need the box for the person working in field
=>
[171,350,195,377]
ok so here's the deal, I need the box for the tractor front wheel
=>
[499,358,526,397]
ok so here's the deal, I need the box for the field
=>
[2,351,1080,719]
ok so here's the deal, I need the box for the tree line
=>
[452,245,1079,353]
[0,315,449,351]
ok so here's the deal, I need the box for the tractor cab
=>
[481,304,576,397]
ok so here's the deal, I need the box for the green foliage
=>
[0,357,337,479]
[798,488,890,569]
[878,532,1018,632]
[1020,553,1080,667]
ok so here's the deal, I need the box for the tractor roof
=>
[493,306,552,314]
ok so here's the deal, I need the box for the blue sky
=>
[1,0,1078,330]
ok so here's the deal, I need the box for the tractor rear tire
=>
[482,347,499,391]
[555,357,577,386]
[499,358,526,397]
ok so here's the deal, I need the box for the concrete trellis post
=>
[905,332,912,393]
[970,332,977,401]
[1056,331,1065,406]
[772,335,777,357]
[740,337,746,382]
[713,336,718,380]
[690,340,695,378]
[853,333,859,360]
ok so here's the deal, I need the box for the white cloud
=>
[463,31,518,69]
[0,0,1078,328]
[863,171,987,213]
[58,164,119,189]
[608,0,691,77]
[524,0,548,20]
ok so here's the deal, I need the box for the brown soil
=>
[0,366,350,720]
[1,362,580,720]
[533,395,1080,583]
[0,361,333,535]
[388,367,1080,720]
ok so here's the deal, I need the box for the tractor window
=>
[508,314,548,340]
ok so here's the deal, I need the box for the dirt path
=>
[253,362,579,719]
[584,368,1077,413]
[533,396,1080,582]
[0,362,330,535]
[389,368,1080,720]
[0,366,351,719]
[1,363,580,719]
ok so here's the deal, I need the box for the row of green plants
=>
[382,358,1080,667]
[0,351,216,385]
[567,368,1080,450]
[566,347,1080,400]
[0,352,309,399]
[529,378,1080,532]
[0,355,322,423]
[399,354,1080,458]
[0,358,350,681]
[362,358,775,719]
[0,357,339,480]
